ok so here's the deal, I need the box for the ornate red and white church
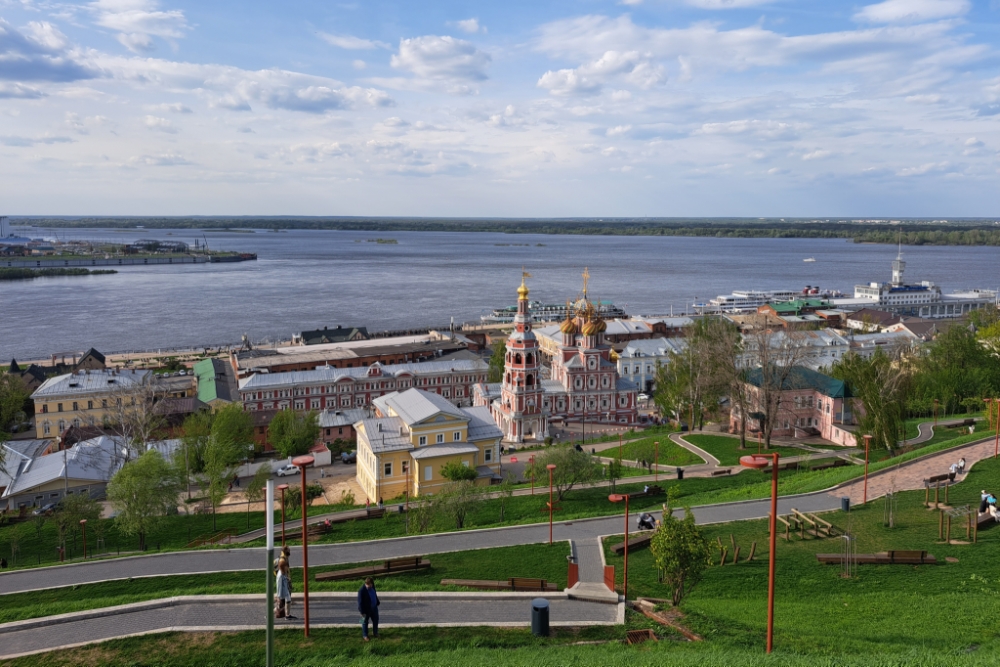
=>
[473,272,639,443]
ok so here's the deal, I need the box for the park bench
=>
[816,550,937,565]
[710,469,731,477]
[439,577,558,592]
[315,556,431,582]
[631,485,664,500]
[281,522,332,542]
[610,532,655,556]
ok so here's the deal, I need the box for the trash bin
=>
[676,467,684,480]
[531,598,550,637]
[841,497,850,513]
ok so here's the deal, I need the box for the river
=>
[2,226,998,360]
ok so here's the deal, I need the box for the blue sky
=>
[1,0,999,216]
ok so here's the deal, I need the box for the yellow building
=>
[355,388,503,501]
[31,369,152,438]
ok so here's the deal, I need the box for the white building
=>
[739,329,851,372]
[616,338,688,393]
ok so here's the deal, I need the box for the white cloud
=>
[0,19,99,82]
[685,0,777,7]
[144,114,177,132]
[694,119,801,140]
[606,124,631,136]
[131,152,193,166]
[0,134,73,146]
[538,50,664,96]
[854,0,969,24]
[452,19,485,34]
[319,33,389,50]
[0,82,46,98]
[352,59,367,70]
[90,0,190,54]
[390,36,491,94]
[801,149,831,160]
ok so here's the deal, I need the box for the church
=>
[473,272,639,443]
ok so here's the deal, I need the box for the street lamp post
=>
[994,398,1000,459]
[292,455,314,638]
[863,434,872,504]
[740,452,780,654]
[530,455,535,495]
[608,493,630,601]
[277,484,289,546]
[654,441,659,482]
[618,433,623,460]
[80,519,88,560]
[547,464,557,545]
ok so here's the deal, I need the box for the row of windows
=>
[417,431,464,446]
[41,397,127,413]
[246,380,480,402]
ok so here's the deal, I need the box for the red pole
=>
[766,452,778,654]
[994,399,999,459]
[654,441,659,482]
[405,466,410,511]
[863,434,871,505]
[547,464,556,545]
[292,456,314,638]
[757,430,761,455]
[623,495,630,602]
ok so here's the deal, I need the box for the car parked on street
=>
[275,464,298,477]
[341,450,357,464]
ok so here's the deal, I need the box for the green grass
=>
[683,434,825,466]
[0,543,570,624]
[615,436,705,468]
[602,453,1000,659]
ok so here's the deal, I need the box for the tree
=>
[607,457,625,494]
[650,507,712,606]
[244,464,272,529]
[60,493,102,552]
[496,472,515,522]
[487,339,506,383]
[105,375,168,462]
[439,480,481,529]
[832,348,911,451]
[440,460,478,482]
[526,445,602,501]
[179,409,213,499]
[210,403,254,456]
[107,449,181,551]
[268,410,320,459]
[0,373,30,475]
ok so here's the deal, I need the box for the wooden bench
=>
[315,556,431,582]
[628,486,665,501]
[610,531,655,556]
[439,577,559,592]
[281,522,331,542]
[710,469,731,477]
[816,550,937,565]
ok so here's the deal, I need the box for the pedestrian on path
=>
[276,560,295,620]
[273,545,290,574]
[358,577,380,641]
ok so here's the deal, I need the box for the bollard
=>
[531,598,550,637]
[676,467,684,480]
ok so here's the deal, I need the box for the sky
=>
[1,0,999,217]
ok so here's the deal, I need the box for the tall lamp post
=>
[546,464,557,545]
[739,452,780,654]
[994,398,1000,459]
[529,455,535,495]
[608,493,630,601]
[277,484,289,546]
[79,519,88,560]
[654,441,659,482]
[863,434,872,504]
[292,455,314,638]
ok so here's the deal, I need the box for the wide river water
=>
[2,226,999,360]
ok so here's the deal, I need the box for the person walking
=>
[357,577,380,641]
[276,559,295,620]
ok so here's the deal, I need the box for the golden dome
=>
[517,272,530,301]
[610,348,619,362]
[560,315,578,335]
[595,317,607,333]
[582,320,600,336]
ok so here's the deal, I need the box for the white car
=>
[638,393,650,402]
[275,464,298,477]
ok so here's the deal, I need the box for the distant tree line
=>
[14,217,1000,246]
[0,268,117,280]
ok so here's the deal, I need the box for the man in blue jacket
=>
[357,577,380,641]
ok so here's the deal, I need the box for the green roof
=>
[743,366,851,398]
[194,358,236,403]
[766,299,830,314]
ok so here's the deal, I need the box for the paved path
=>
[2,432,989,599]
[0,593,620,660]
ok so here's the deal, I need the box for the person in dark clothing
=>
[358,577,380,641]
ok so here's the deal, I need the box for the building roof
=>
[620,337,687,358]
[194,358,238,403]
[239,359,488,390]
[743,366,851,399]
[764,299,831,314]
[153,397,209,416]
[317,408,369,428]
[845,308,900,328]
[616,377,639,392]
[378,388,466,425]
[32,369,150,399]
[299,325,369,345]
[2,436,127,499]
[80,348,106,364]
[409,442,480,460]
[603,319,651,336]
[357,418,412,453]
[461,405,503,441]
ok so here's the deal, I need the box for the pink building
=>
[730,366,860,447]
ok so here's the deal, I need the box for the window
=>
[43,421,50,435]
[484,448,492,462]
[58,403,63,412]
[42,404,48,413]
[436,434,444,443]
[402,460,409,473]
[87,400,93,410]
[73,401,79,411]
[453,431,461,441]
[419,436,427,446]
[425,465,432,481]
[384,462,392,477]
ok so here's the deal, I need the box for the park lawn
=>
[683,434,824,466]
[603,453,1000,658]
[0,543,570,624]
[615,437,705,468]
